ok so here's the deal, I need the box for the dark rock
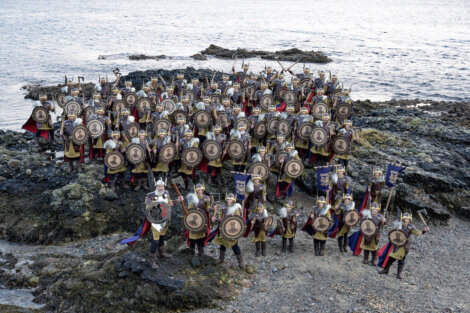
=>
[191,53,207,61]
[128,54,166,61]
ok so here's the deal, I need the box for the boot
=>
[371,251,378,266]
[68,161,74,173]
[288,238,294,253]
[142,178,150,190]
[319,241,325,256]
[217,249,226,264]
[314,240,319,256]
[261,242,266,256]
[397,264,404,279]
[158,246,173,258]
[120,178,130,190]
[197,242,204,256]
[148,252,159,269]
[134,178,142,191]
[363,250,370,264]
[216,175,223,185]
[76,161,82,173]
[236,254,245,269]
[109,180,116,191]
[378,261,392,275]
[255,242,261,257]
[281,238,287,253]
[338,237,344,252]
[189,244,196,256]
[343,236,348,253]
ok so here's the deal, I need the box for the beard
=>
[155,189,164,196]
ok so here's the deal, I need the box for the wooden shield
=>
[84,106,95,121]
[298,122,314,140]
[154,119,172,132]
[336,103,353,119]
[254,121,267,139]
[277,120,291,136]
[202,139,222,161]
[71,125,88,145]
[220,215,246,240]
[185,90,196,103]
[65,101,82,116]
[310,127,328,146]
[127,122,140,138]
[183,209,207,232]
[360,218,378,237]
[283,90,296,105]
[104,151,124,170]
[276,87,288,99]
[237,117,250,130]
[125,92,137,106]
[194,110,212,128]
[276,219,285,235]
[32,106,48,123]
[246,85,256,98]
[112,100,128,113]
[312,102,329,119]
[159,143,177,162]
[343,210,360,227]
[332,135,350,154]
[217,112,229,127]
[275,151,288,166]
[388,229,409,247]
[284,159,304,178]
[227,140,246,160]
[173,110,188,123]
[300,78,311,88]
[146,201,172,224]
[87,119,104,138]
[263,216,273,232]
[312,216,330,232]
[210,94,222,104]
[57,94,66,108]
[260,94,274,111]
[137,98,151,113]
[241,76,250,87]
[161,99,176,114]
[126,143,146,165]
[249,162,269,181]
[182,147,202,167]
[266,117,279,134]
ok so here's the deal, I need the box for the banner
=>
[233,172,251,201]
[316,165,332,191]
[385,163,406,187]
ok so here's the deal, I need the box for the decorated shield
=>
[126,143,146,165]
[194,110,212,128]
[297,122,314,140]
[283,90,296,105]
[182,147,203,167]
[249,162,269,181]
[71,125,88,145]
[125,92,137,106]
[360,218,378,237]
[57,94,66,108]
[343,210,360,227]
[32,106,48,123]
[210,94,222,105]
[154,119,172,132]
[159,143,177,162]
[237,117,250,130]
[277,120,291,136]
[220,215,246,240]
[260,94,274,111]
[246,85,256,98]
[254,121,267,139]
[276,87,288,99]
[84,106,95,121]
[388,229,409,247]
[312,216,330,232]
[217,112,229,127]
[276,219,285,235]
[146,200,172,224]
[263,215,273,232]
[173,110,188,124]
[310,127,328,146]
[127,122,140,138]
[300,78,311,89]
[241,76,250,87]
[332,135,351,154]
[202,139,222,161]
[312,102,329,119]
[137,98,151,113]
[336,103,353,119]
[274,151,288,166]
[112,100,128,113]
[184,209,207,232]
[227,140,246,160]
[161,99,176,114]
[266,117,279,134]
[65,101,82,116]
[284,159,304,178]
[104,151,124,170]
[185,90,196,103]
[87,119,104,138]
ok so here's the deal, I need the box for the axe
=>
[171,176,187,215]
[417,209,428,227]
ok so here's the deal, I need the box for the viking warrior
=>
[336,119,359,168]
[218,73,232,94]
[314,70,327,91]
[277,200,299,252]
[116,108,135,147]
[131,130,151,191]
[230,83,244,105]
[89,108,111,161]
[91,93,103,110]
[205,81,220,97]
[212,193,245,268]
[174,73,186,96]
[246,202,269,257]
[206,126,227,185]
[61,78,75,96]
[335,193,355,252]
[295,107,313,162]
[229,104,246,131]
[310,196,332,256]
[250,146,271,181]
[149,77,164,98]
[190,78,202,101]
[279,105,296,140]
[325,74,342,98]
[245,174,267,213]
[171,116,190,173]
[107,87,121,123]
[248,106,264,152]
[194,96,214,142]
[265,104,280,141]
[60,111,83,172]
[103,131,129,191]
[310,113,335,166]
[253,81,271,107]
[232,62,250,78]
[289,67,313,80]
[368,167,386,204]
[333,89,353,124]
[263,66,276,82]
[186,184,211,256]
[151,103,170,136]
[329,165,352,204]
[228,124,251,172]
[378,213,429,279]
[70,88,85,110]
[34,94,55,145]
[161,86,179,102]
[120,80,136,95]
[290,77,303,110]
[276,142,300,199]
[98,76,110,100]
[360,203,386,265]
[178,129,199,190]
[152,129,172,176]
[272,72,288,96]
[268,134,287,173]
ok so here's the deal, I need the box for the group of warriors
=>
[24,63,429,280]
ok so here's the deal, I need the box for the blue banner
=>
[233,172,251,201]
[316,165,332,191]
[385,163,406,187]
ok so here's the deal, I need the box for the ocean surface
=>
[0,0,469,130]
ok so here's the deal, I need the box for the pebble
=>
[26,168,32,175]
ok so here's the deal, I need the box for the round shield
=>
[343,210,360,227]
[161,99,175,114]
[57,94,66,108]
[300,78,311,88]
[113,100,128,113]
[336,103,353,119]
[173,110,188,124]
[127,122,140,138]
[388,229,409,247]
[360,218,378,237]
[266,117,279,134]
[276,87,288,99]
[126,143,146,165]
[254,121,267,139]
[125,92,137,106]
[182,147,203,167]
[32,106,48,123]
[146,201,172,224]
[202,139,222,161]
[86,119,104,138]
[298,122,314,140]
[224,87,233,97]
[154,119,172,132]
[237,117,250,130]
[274,151,288,166]
[194,110,212,128]
[220,215,246,241]
[241,76,250,87]
[217,112,229,127]
[185,90,196,103]
[71,125,88,145]
[84,106,95,121]
[284,159,304,178]
[332,135,351,154]
[104,151,124,170]
[210,94,222,105]
[246,85,256,98]
[65,101,82,116]
[227,140,246,160]
[183,209,207,232]
[277,120,291,136]
[137,98,151,113]
[264,215,273,232]
[312,102,329,119]
[249,162,269,181]
[159,143,177,162]
[312,215,330,233]
[260,94,274,111]
[276,219,285,235]
[283,90,296,105]
[310,127,328,146]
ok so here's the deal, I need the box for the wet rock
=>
[190,256,201,268]
[128,54,166,61]
[191,53,207,60]
[7,159,21,168]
